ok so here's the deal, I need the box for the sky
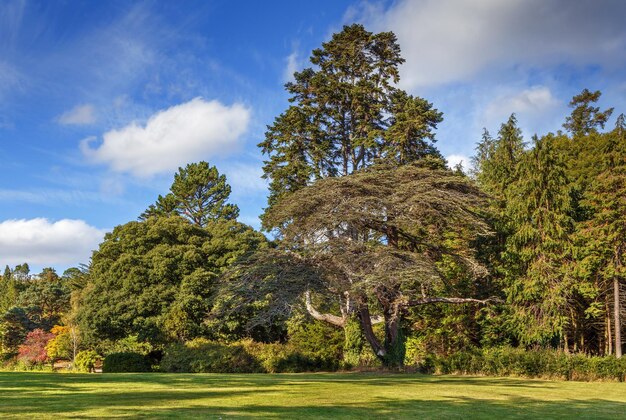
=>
[1,0,626,273]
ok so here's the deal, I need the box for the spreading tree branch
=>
[404,296,501,307]
[304,291,346,327]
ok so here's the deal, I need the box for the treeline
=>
[1,24,625,374]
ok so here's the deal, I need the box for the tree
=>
[15,268,70,331]
[0,307,33,356]
[76,216,266,345]
[563,89,614,137]
[17,329,54,366]
[220,165,494,367]
[46,325,73,363]
[259,24,443,213]
[504,135,578,347]
[141,162,239,226]
[577,123,626,357]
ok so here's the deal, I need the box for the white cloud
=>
[356,0,626,89]
[81,98,251,178]
[485,86,558,117]
[446,154,469,170]
[483,86,562,136]
[0,218,106,266]
[484,85,559,121]
[284,51,300,83]
[57,104,97,125]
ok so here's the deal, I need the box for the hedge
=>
[417,347,626,381]
[103,352,152,373]
[160,339,340,373]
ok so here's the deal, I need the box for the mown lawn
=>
[1,372,626,418]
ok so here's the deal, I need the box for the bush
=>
[74,350,100,373]
[161,339,261,373]
[103,352,151,373]
[17,329,54,366]
[414,346,626,381]
[160,339,340,373]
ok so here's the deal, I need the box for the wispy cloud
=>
[0,188,124,206]
[223,161,268,197]
[57,104,97,125]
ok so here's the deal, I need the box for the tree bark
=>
[304,291,345,327]
[614,277,622,358]
[358,304,386,358]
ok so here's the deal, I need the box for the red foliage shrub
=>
[17,329,55,365]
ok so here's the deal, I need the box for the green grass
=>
[1,372,626,418]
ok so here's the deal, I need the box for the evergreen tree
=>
[505,135,576,346]
[577,121,626,356]
[563,89,614,137]
[259,24,443,218]
[140,162,239,227]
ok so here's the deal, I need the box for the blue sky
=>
[1,0,626,272]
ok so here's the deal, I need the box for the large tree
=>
[220,165,494,367]
[76,216,266,346]
[259,24,443,212]
[503,134,580,347]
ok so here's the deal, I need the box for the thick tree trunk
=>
[358,304,386,359]
[383,312,405,368]
[614,277,622,358]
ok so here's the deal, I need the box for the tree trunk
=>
[614,277,622,358]
[383,316,405,369]
[358,305,386,359]
[606,310,613,356]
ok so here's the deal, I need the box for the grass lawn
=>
[1,372,626,419]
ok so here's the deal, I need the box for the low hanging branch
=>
[404,296,501,307]
[304,291,385,327]
[304,290,346,327]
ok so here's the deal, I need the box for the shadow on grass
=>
[0,372,624,418]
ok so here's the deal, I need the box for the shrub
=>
[103,352,151,373]
[161,339,261,373]
[74,350,100,373]
[414,346,626,381]
[160,339,340,374]
[17,329,54,366]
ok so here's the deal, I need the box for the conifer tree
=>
[505,135,576,346]
[259,24,443,218]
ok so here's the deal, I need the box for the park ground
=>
[1,372,626,418]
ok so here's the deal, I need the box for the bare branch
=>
[304,290,346,327]
[404,296,501,307]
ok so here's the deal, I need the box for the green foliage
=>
[102,352,152,373]
[260,24,442,213]
[141,161,239,226]
[563,89,614,137]
[419,347,626,382]
[342,316,363,366]
[504,134,576,344]
[76,216,266,346]
[160,338,340,374]
[74,350,100,372]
